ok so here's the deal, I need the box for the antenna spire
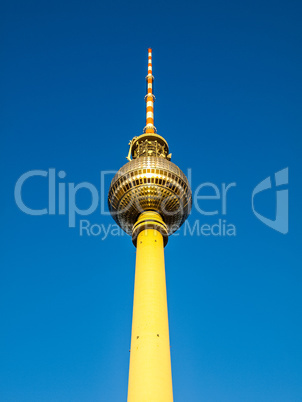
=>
[144,48,156,133]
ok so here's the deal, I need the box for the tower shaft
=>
[128,212,173,402]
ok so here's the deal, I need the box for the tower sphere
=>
[108,135,192,238]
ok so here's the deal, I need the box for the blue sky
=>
[1,0,302,400]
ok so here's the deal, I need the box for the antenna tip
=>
[148,48,152,53]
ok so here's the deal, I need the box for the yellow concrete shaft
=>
[127,227,173,402]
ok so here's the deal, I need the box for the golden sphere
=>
[108,156,191,236]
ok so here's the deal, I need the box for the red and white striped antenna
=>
[126,48,171,161]
[144,48,156,133]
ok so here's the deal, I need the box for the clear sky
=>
[1,0,302,401]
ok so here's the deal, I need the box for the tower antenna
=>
[144,48,156,133]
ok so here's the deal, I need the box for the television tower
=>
[108,48,191,402]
